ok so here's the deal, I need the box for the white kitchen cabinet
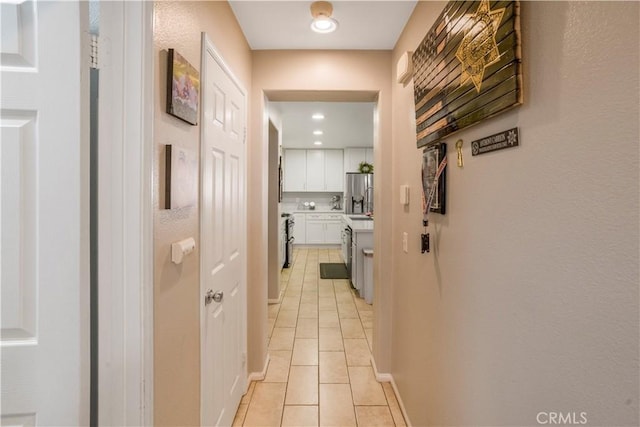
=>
[324,150,344,192]
[344,147,373,173]
[365,148,374,164]
[284,149,307,191]
[284,149,343,192]
[325,221,343,244]
[306,149,325,191]
[293,213,306,244]
[305,219,325,244]
[305,213,343,244]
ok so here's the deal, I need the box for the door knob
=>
[205,290,224,305]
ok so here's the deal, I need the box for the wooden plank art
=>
[412,0,522,148]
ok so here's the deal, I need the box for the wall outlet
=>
[402,232,408,253]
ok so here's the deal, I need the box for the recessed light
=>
[314,141,323,146]
[312,113,325,120]
[310,17,338,34]
[313,130,323,135]
[310,1,338,34]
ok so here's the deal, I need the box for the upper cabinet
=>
[284,149,344,192]
[344,147,374,173]
[306,149,325,191]
[283,149,307,192]
[324,150,344,192]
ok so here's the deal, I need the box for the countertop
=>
[287,209,345,214]
[343,215,374,232]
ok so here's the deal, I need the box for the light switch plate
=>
[402,232,408,253]
[400,185,410,205]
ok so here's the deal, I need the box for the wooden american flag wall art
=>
[412,0,523,148]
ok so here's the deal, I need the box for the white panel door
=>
[324,150,344,192]
[305,149,325,191]
[283,149,306,191]
[1,1,88,425]
[201,35,246,427]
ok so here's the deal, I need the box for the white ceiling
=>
[229,1,417,50]
[271,102,375,149]
[231,2,414,151]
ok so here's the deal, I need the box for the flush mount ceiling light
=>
[310,1,338,34]
[314,141,323,146]
[312,113,325,120]
[313,130,324,135]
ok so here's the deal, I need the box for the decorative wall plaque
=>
[471,127,519,156]
[412,0,522,148]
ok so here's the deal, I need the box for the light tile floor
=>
[233,248,406,427]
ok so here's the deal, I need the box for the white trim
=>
[199,32,249,426]
[97,1,154,425]
[371,357,412,427]
[388,376,413,427]
[248,354,270,383]
[371,355,393,383]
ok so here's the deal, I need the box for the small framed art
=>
[165,145,198,209]
[166,49,200,125]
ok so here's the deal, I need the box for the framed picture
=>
[166,49,200,125]
[165,145,198,209]
[422,142,447,215]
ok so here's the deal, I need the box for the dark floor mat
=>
[319,263,349,279]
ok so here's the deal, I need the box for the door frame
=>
[199,32,249,425]
[97,1,154,424]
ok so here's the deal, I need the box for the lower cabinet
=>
[293,213,306,244]
[305,213,342,244]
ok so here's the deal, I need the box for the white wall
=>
[389,2,639,426]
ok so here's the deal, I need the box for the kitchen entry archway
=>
[262,90,389,378]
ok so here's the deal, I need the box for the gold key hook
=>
[455,139,464,168]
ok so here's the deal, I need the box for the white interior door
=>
[200,34,247,427]
[1,1,88,425]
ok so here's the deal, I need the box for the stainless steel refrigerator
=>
[345,173,374,214]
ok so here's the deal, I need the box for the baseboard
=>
[247,354,269,383]
[268,284,286,304]
[371,356,412,427]
[371,355,393,382]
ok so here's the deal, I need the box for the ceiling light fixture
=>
[310,1,338,34]
[314,141,323,146]
[312,113,325,120]
[313,130,323,135]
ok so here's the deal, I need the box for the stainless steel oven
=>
[284,216,295,268]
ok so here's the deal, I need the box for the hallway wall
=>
[152,2,251,425]
[248,50,394,375]
[389,2,639,426]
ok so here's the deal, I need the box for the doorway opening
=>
[263,90,379,348]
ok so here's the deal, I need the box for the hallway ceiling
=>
[229,1,418,50]
[272,102,375,149]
